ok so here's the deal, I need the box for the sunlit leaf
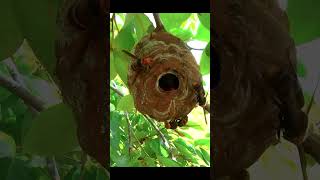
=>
[197,13,210,30]
[200,43,210,75]
[157,155,180,167]
[110,52,117,80]
[117,95,134,112]
[194,138,210,147]
[193,23,210,42]
[159,144,169,158]
[160,13,191,31]
[169,28,193,41]
[125,14,154,40]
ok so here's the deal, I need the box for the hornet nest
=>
[126,14,205,129]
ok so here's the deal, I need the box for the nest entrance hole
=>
[158,73,179,91]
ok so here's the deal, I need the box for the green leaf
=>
[157,155,180,167]
[110,112,122,153]
[0,131,16,158]
[113,49,131,86]
[178,130,194,139]
[23,103,79,156]
[199,147,210,165]
[160,13,191,31]
[169,28,193,41]
[193,23,210,42]
[110,103,116,111]
[114,21,135,51]
[159,144,169,158]
[200,43,210,75]
[82,161,97,180]
[96,166,110,180]
[287,0,320,45]
[149,139,161,155]
[125,14,154,40]
[197,13,210,30]
[143,157,157,167]
[0,0,23,61]
[12,0,62,75]
[0,158,12,180]
[6,158,39,180]
[117,95,134,112]
[194,138,210,147]
[110,52,117,80]
[297,59,307,77]
[174,143,194,159]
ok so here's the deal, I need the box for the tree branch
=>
[0,65,45,112]
[110,84,124,97]
[125,112,132,155]
[46,157,60,180]
[153,13,165,32]
[0,59,60,180]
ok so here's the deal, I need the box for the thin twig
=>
[186,44,205,51]
[125,112,132,155]
[110,85,124,97]
[0,70,45,112]
[79,153,88,180]
[0,59,60,180]
[131,130,151,158]
[142,114,172,157]
[153,13,165,31]
[113,14,120,32]
[111,13,115,40]
[4,58,38,115]
[46,157,60,180]
[131,128,166,144]
[298,74,320,180]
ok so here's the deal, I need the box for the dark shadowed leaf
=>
[0,0,23,61]
[23,103,78,156]
[287,0,320,45]
[0,131,16,158]
[12,0,62,75]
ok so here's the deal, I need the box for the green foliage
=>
[197,13,210,30]
[0,131,16,158]
[110,13,210,167]
[297,59,307,78]
[12,0,62,76]
[200,43,210,75]
[0,0,23,61]
[287,0,320,45]
[110,80,210,167]
[117,95,135,112]
[23,103,78,156]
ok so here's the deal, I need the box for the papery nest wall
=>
[127,30,203,127]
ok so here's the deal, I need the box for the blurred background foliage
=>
[0,40,109,180]
[0,0,109,178]
[246,0,320,179]
[110,13,210,167]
